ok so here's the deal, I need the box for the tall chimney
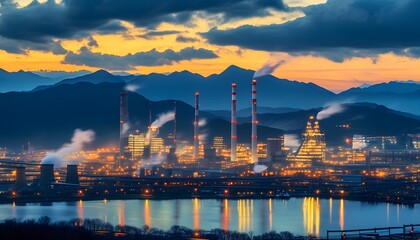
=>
[15,166,27,189]
[194,92,200,161]
[39,164,55,190]
[231,83,237,162]
[174,100,177,147]
[119,91,129,167]
[251,80,258,164]
[66,165,80,185]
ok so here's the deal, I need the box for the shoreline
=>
[1,194,418,206]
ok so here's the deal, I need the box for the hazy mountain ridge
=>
[1,66,420,114]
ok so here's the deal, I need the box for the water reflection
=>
[118,201,125,226]
[77,200,83,219]
[0,198,418,237]
[222,199,229,230]
[339,199,345,230]
[303,197,320,236]
[193,198,199,230]
[238,199,253,232]
[144,199,151,227]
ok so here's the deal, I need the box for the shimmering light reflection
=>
[268,198,273,230]
[78,200,83,219]
[303,197,320,236]
[193,198,200,230]
[119,201,125,226]
[329,198,333,224]
[222,199,229,230]
[237,199,253,232]
[144,199,151,227]
[339,199,345,230]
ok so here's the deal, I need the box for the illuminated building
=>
[413,136,420,149]
[266,137,285,162]
[150,137,164,154]
[289,116,326,165]
[237,144,251,162]
[257,143,267,159]
[352,135,398,150]
[127,131,145,158]
[212,137,225,156]
[0,148,6,158]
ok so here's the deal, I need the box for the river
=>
[0,198,418,237]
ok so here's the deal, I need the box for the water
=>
[0,198,419,237]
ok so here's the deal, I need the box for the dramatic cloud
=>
[138,30,182,39]
[0,0,286,53]
[203,0,420,61]
[63,47,218,70]
[176,36,198,43]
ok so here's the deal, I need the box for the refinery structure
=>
[0,78,419,204]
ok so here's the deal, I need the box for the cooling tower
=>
[39,164,55,190]
[66,164,80,185]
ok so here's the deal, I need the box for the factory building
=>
[288,116,326,165]
[127,131,145,159]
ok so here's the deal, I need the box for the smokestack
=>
[39,164,55,190]
[194,92,200,161]
[15,166,26,189]
[231,83,237,162]
[119,91,129,167]
[251,80,258,163]
[66,165,79,185]
[174,101,177,147]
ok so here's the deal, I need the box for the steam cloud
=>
[253,53,289,78]
[41,129,95,165]
[253,164,268,173]
[198,118,208,143]
[317,103,346,120]
[122,122,131,136]
[284,134,301,150]
[124,84,140,92]
[146,111,175,140]
[139,153,167,169]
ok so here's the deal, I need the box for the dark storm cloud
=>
[0,0,286,53]
[203,0,420,61]
[0,37,67,54]
[138,31,182,39]
[176,36,198,43]
[62,47,218,70]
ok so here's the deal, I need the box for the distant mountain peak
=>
[220,65,252,75]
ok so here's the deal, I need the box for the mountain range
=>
[1,66,420,114]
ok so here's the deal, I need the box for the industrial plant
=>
[0,79,418,205]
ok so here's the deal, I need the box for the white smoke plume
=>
[122,122,131,136]
[152,111,175,127]
[284,134,301,150]
[198,119,208,143]
[41,129,95,165]
[139,153,167,169]
[253,53,290,78]
[253,164,268,173]
[146,111,175,140]
[317,103,346,120]
[124,84,140,92]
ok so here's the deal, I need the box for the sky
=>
[0,0,420,91]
